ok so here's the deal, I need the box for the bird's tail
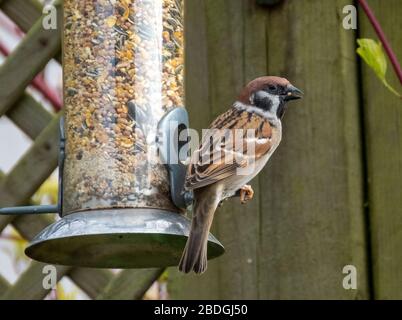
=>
[179,188,220,274]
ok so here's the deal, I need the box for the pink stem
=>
[358,0,402,85]
[31,75,63,111]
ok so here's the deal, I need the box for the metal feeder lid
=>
[25,208,224,269]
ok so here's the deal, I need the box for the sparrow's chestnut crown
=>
[238,76,303,104]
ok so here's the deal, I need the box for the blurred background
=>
[0,0,401,299]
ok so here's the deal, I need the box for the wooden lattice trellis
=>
[0,0,163,300]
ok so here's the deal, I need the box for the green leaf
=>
[357,39,387,80]
[357,38,401,98]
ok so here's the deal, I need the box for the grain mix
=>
[63,0,184,213]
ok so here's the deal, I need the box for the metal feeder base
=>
[25,208,224,268]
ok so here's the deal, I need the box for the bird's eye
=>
[268,85,277,91]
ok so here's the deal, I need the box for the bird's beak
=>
[284,84,303,101]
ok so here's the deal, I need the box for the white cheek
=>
[272,96,280,114]
[249,93,255,105]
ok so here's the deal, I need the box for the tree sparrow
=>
[179,76,303,274]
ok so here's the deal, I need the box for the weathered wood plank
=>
[1,152,156,301]
[0,172,12,295]
[6,94,53,139]
[0,94,55,233]
[208,0,267,299]
[11,214,115,299]
[0,0,62,64]
[96,269,164,300]
[0,173,114,300]
[170,0,268,299]
[256,0,367,299]
[2,190,118,301]
[1,165,154,301]
[168,0,221,299]
[0,261,69,300]
[359,0,402,299]
[0,0,43,33]
[170,0,368,299]
[12,209,114,299]
[68,268,114,299]
[0,0,62,117]
[0,274,10,294]
[0,114,61,232]
[182,0,213,134]
[12,215,55,240]
[0,203,69,301]
[8,208,155,300]
[171,0,267,299]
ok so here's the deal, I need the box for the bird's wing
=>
[185,108,274,190]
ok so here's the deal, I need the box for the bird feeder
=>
[1,0,224,268]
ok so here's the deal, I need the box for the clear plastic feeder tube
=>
[63,0,184,214]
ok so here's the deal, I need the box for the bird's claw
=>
[239,185,254,204]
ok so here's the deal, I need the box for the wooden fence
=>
[169,0,402,299]
[0,0,401,299]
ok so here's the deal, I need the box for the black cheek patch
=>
[254,94,273,111]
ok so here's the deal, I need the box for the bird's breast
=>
[221,123,282,199]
